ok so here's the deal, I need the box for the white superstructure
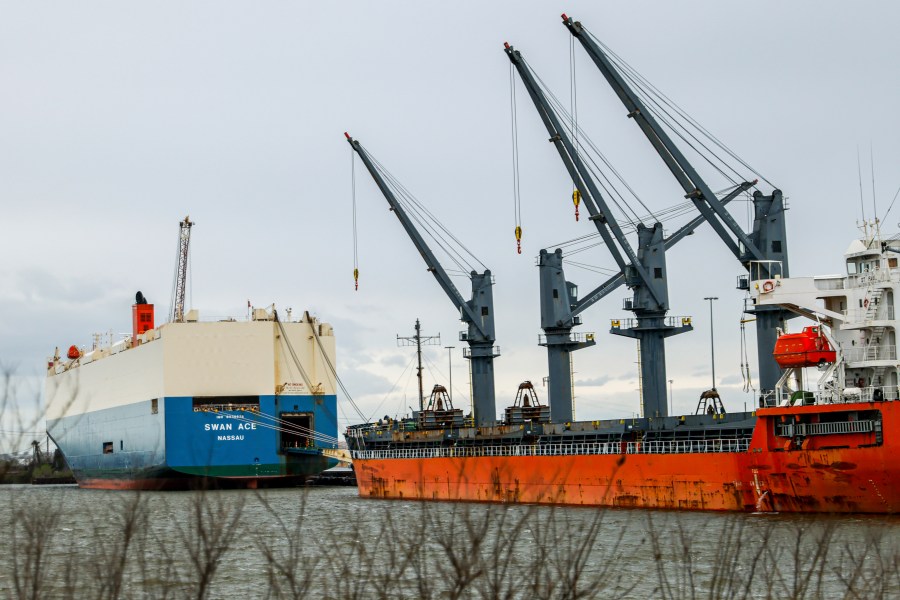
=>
[46,307,337,421]
[751,223,900,405]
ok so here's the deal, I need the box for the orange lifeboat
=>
[773,326,836,368]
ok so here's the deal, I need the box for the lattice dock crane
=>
[170,216,194,323]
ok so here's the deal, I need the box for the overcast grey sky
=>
[3,1,900,434]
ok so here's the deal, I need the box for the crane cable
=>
[529,62,651,225]
[366,150,486,273]
[366,353,418,422]
[306,315,367,422]
[351,147,360,290]
[570,34,581,223]
[740,317,755,394]
[589,30,774,190]
[509,63,523,254]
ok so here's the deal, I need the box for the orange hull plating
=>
[353,402,900,513]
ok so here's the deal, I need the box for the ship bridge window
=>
[847,261,858,275]
[192,396,260,413]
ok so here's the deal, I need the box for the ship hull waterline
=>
[351,402,899,514]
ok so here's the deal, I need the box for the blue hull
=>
[47,394,338,489]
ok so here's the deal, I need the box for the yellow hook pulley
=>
[353,268,359,291]
[572,189,581,222]
[515,225,522,255]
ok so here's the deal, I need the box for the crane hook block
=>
[353,268,359,291]
[572,189,581,222]
[515,225,522,255]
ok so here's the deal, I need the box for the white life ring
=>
[762,280,775,293]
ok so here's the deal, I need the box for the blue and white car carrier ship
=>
[45,300,340,490]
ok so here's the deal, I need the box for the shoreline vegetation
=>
[1,461,75,486]
[0,368,76,486]
[3,371,898,597]
[0,486,897,599]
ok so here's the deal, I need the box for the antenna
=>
[871,143,877,220]
[857,146,867,226]
[397,319,441,412]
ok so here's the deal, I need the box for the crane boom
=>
[345,133,485,333]
[171,216,193,323]
[561,14,764,263]
[562,14,791,397]
[345,133,499,426]
[505,43,663,306]
[572,181,754,316]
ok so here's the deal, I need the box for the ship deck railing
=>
[761,385,900,407]
[775,419,877,438]
[841,344,897,362]
[351,438,751,460]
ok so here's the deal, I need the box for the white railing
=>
[351,438,751,460]
[814,277,845,291]
[841,345,897,362]
[764,385,900,407]
[776,420,876,437]
[538,332,595,345]
[846,386,899,402]
[611,316,692,330]
[841,306,895,322]
[461,346,501,358]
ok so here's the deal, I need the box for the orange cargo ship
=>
[346,232,900,514]
[343,15,900,514]
[350,400,897,513]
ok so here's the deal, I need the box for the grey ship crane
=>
[505,43,752,419]
[562,14,790,397]
[345,133,499,426]
[170,216,194,323]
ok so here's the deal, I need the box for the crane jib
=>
[344,133,490,338]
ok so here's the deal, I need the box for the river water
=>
[0,484,897,599]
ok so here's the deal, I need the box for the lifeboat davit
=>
[773,326,836,368]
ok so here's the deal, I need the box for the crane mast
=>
[506,43,700,418]
[171,216,194,323]
[562,14,791,398]
[345,133,499,426]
